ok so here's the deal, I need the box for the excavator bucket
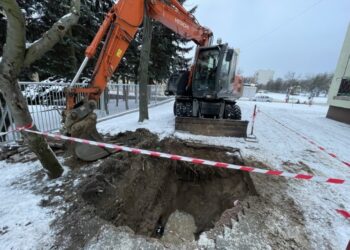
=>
[65,111,112,161]
[175,117,249,137]
[74,131,111,162]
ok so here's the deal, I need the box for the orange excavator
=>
[64,0,246,161]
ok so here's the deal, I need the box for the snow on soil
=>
[99,100,350,249]
[0,100,349,249]
[0,162,54,249]
[252,92,328,104]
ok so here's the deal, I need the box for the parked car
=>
[251,95,273,102]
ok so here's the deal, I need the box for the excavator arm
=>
[64,0,213,161]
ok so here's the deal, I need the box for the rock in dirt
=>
[84,224,165,250]
[162,210,197,244]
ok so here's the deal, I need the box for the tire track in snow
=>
[258,108,350,178]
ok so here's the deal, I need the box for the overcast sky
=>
[183,0,350,78]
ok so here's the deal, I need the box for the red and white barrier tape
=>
[18,128,350,220]
[336,209,350,219]
[21,128,349,185]
[0,123,34,136]
[259,110,350,168]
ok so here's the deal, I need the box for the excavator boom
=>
[64,0,214,161]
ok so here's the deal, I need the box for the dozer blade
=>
[175,117,248,138]
[68,112,113,161]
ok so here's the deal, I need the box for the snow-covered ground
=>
[99,100,350,249]
[0,162,55,249]
[0,100,349,249]
[247,92,328,104]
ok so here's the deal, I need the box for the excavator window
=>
[220,53,231,76]
[193,49,220,92]
[218,52,231,90]
[226,49,234,62]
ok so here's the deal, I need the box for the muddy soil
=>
[81,133,256,239]
[46,129,312,249]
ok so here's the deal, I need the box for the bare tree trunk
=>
[138,9,153,122]
[0,77,63,178]
[0,0,80,179]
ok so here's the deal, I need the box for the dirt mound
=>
[80,128,256,239]
[50,129,311,249]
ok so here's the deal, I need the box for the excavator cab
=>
[192,44,239,100]
[174,44,242,118]
[174,44,248,137]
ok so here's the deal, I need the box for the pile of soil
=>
[49,129,310,249]
[53,129,256,248]
[81,132,256,239]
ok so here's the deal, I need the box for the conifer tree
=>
[0,0,195,82]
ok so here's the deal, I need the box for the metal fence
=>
[0,82,169,144]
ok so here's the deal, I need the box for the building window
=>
[337,78,350,97]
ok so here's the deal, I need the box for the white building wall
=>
[242,85,257,99]
[327,23,350,109]
[255,70,275,85]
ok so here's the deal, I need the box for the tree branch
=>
[23,0,81,67]
[0,0,81,178]
[0,0,26,75]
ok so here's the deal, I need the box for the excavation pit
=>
[80,129,257,241]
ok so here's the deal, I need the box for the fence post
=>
[100,92,106,117]
[135,84,138,104]
[127,84,130,110]
[116,85,119,107]
[155,84,158,104]
[104,87,109,115]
